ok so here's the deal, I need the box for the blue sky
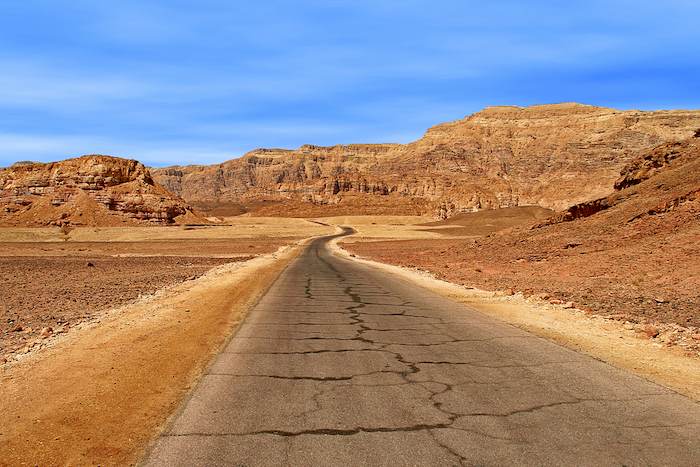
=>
[1,0,699,167]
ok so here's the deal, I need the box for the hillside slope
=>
[0,155,199,226]
[347,135,700,334]
[153,103,700,217]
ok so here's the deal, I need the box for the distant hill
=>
[0,155,201,227]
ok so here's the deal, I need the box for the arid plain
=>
[2,104,699,465]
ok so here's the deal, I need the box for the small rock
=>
[654,298,666,304]
[643,326,660,339]
[40,327,53,338]
[563,242,582,249]
[87,262,95,267]
[11,324,23,332]
[549,299,564,305]
[563,301,575,309]
[504,288,515,296]
[691,333,700,341]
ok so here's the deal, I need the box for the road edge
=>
[329,234,700,401]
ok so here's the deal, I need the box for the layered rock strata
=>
[0,155,195,226]
[153,103,700,217]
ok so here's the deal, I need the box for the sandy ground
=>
[1,212,696,464]
[313,215,446,240]
[0,255,246,360]
[0,220,333,363]
[0,242,304,466]
[0,239,287,257]
[317,209,555,240]
[332,238,700,401]
[418,205,554,236]
[0,217,333,242]
[0,240,306,363]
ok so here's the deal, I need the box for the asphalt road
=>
[144,230,700,466]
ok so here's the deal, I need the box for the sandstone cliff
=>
[550,135,700,224]
[152,103,700,217]
[0,155,198,226]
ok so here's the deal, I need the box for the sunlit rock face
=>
[0,155,194,226]
[152,103,700,218]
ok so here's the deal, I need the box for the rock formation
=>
[549,136,700,224]
[347,134,700,330]
[0,155,198,226]
[152,103,700,217]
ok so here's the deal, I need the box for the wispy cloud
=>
[0,58,150,110]
[0,1,699,166]
[0,132,239,167]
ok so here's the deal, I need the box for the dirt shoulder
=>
[344,233,700,349]
[0,242,303,466]
[333,238,700,401]
[0,255,245,360]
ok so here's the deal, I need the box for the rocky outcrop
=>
[614,140,695,190]
[0,155,197,226]
[545,137,700,224]
[152,103,700,217]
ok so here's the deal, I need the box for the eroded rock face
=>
[152,103,700,217]
[545,138,700,223]
[0,155,194,226]
[614,141,692,190]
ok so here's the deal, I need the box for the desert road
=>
[144,229,700,466]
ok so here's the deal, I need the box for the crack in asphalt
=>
[304,277,314,300]
[168,423,457,438]
[224,349,384,355]
[311,246,475,463]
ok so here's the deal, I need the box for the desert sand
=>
[0,218,333,363]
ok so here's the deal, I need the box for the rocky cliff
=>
[152,103,700,217]
[549,134,700,224]
[0,155,198,226]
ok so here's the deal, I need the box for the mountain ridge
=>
[151,103,700,217]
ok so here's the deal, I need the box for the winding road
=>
[144,230,700,466]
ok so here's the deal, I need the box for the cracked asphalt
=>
[144,230,700,466]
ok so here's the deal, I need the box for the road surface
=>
[144,230,700,466]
